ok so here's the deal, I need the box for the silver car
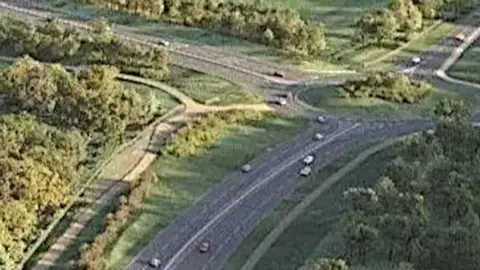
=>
[300,166,312,176]
[149,258,161,268]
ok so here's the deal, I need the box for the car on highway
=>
[317,115,326,123]
[300,166,312,176]
[272,71,285,78]
[426,129,435,135]
[149,258,161,268]
[411,56,421,65]
[303,155,315,165]
[157,39,170,46]
[199,241,211,253]
[241,164,252,173]
[313,133,324,141]
[277,98,288,106]
[455,33,465,41]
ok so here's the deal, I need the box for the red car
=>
[199,241,211,253]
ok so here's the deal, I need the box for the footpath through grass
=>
[297,84,467,119]
[224,144,400,270]
[448,40,480,84]
[105,116,309,269]
[165,67,262,105]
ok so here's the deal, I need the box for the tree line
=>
[338,71,432,104]
[311,100,480,270]
[77,0,327,57]
[355,0,480,44]
[0,58,153,269]
[0,16,169,80]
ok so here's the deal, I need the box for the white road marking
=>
[161,123,360,270]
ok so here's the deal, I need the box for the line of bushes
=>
[0,16,169,80]
[76,169,157,270]
[163,110,265,157]
[338,71,432,104]
[77,0,327,57]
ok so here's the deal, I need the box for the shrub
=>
[339,71,432,103]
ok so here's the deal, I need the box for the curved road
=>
[2,3,480,270]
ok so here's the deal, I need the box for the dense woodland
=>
[339,72,432,103]
[78,0,327,56]
[0,17,169,79]
[0,58,152,268]
[310,100,480,270]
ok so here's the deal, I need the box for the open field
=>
[223,144,399,270]
[0,59,11,69]
[296,84,469,119]
[165,67,262,105]
[448,40,480,84]
[87,116,309,270]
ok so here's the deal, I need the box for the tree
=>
[308,258,349,270]
[391,0,423,36]
[412,0,444,19]
[433,98,472,123]
[355,10,399,44]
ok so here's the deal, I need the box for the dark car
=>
[272,71,285,78]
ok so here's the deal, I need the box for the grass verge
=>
[224,142,401,270]
[165,67,262,105]
[100,115,309,269]
[296,84,467,119]
[447,40,480,84]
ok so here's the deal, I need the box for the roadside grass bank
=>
[165,66,262,106]
[296,85,467,119]
[447,39,480,84]
[224,142,401,270]
[104,114,309,269]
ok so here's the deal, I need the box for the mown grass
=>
[104,116,309,270]
[448,40,480,84]
[165,67,262,105]
[297,84,467,119]
[223,144,400,270]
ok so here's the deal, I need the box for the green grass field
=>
[223,144,400,270]
[447,40,480,84]
[0,59,11,69]
[104,116,309,270]
[296,84,468,119]
[165,67,262,105]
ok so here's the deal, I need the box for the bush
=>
[164,110,264,157]
[78,0,327,57]
[338,71,432,103]
[77,170,156,270]
[0,17,169,79]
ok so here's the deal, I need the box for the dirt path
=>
[33,118,179,269]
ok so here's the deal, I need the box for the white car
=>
[455,33,465,41]
[426,129,435,135]
[277,98,287,106]
[300,166,312,176]
[241,164,252,173]
[317,115,326,123]
[149,258,161,268]
[157,40,170,46]
[411,56,421,65]
[313,133,324,140]
[303,155,315,165]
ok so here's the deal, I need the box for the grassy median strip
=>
[447,40,480,84]
[104,114,308,269]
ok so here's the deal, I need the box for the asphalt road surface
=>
[2,2,480,270]
[124,117,434,270]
